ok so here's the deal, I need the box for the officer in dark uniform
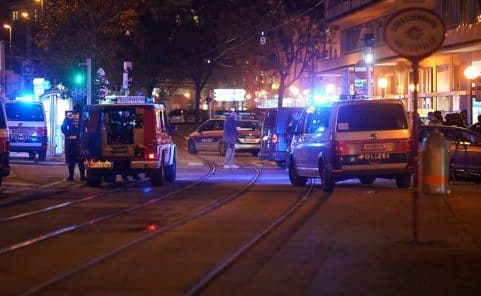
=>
[61,103,86,181]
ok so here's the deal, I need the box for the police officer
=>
[223,111,239,168]
[61,103,86,181]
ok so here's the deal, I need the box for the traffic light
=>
[74,72,85,85]
[69,66,86,87]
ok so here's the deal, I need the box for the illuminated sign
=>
[213,89,246,102]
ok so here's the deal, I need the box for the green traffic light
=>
[74,73,84,85]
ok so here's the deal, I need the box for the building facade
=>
[319,0,481,124]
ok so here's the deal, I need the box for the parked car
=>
[287,99,414,192]
[185,109,209,123]
[419,125,481,183]
[187,118,261,156]
[258,107,303,168]
[5,100,48,161]
[169,109,186,124]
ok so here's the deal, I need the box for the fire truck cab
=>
[80,96,176,187]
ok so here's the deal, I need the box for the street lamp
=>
[3,24,12,53]
[464,66,479,124]
[378,77,388,98]
[21,11,30,19]
[464,66,478,100]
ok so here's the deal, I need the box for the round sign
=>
[384,8,445,60]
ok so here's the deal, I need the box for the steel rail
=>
[184,180,315,296]
[0,158,216,256]
[20,164,261,296]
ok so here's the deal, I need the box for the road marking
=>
[188,161,205,166]
[2,180,64,194]
[2,181,36,187]
[39,181,64,189]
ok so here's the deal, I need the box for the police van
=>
[287,99,414,192]
[80,96,177,187]
[5,100,48,161]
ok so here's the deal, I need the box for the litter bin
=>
[421,128,449,195]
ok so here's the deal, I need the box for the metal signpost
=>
[384,7,445,243]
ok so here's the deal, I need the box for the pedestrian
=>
[223,111,239,169]
[61,103,86,181]
[471,114,481,134]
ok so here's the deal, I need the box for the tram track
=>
[1,155,265,295]
[0,157,216,256]
[14,164,318,295]
[1,129,310,295]
[20,163,261,295]
[184,180,315,295]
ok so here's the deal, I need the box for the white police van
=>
[5,100,48,161]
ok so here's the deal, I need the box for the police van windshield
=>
[337,104,408,132]
[104,107,142,144]
[6,103,45,121]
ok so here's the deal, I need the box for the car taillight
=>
[144,146,157,160]
[146,153,157,160]
[271,133,278,144]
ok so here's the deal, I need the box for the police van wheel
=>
[150,168,164,186]
[395,174,411,188]
[288,158,307,186]
[320,161,335,192]
[188,140,197,154]
[38,151,47,161]
[86,171,102,187]
[164,155,176,182]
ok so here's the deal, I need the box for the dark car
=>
[187,118,261,156]
[419,125,481,183]
[169,109,186,124]
[257,107,303,168]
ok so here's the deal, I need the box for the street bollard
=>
[421,128,450,195]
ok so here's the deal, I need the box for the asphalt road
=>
[0,131,480,295]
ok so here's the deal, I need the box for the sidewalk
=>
[9,152,66,166]
[305,186,481,295]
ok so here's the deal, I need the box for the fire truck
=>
[80,96,176,187]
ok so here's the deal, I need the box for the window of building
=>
[12,10,18,21]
